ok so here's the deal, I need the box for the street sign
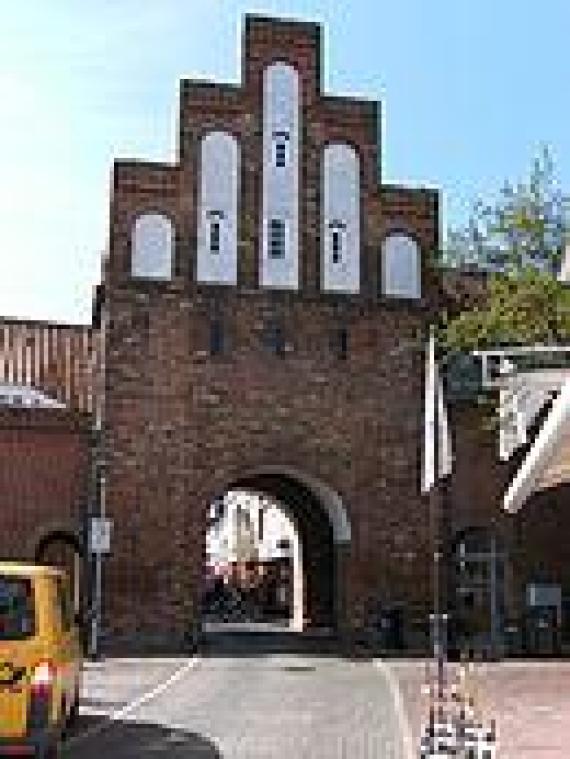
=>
[89,517,112,554]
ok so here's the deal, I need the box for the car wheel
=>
[36,740,60,759]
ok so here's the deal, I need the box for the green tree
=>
[439,146,570,352]
[442,145,569,273]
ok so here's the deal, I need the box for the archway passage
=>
[201,471,346,643]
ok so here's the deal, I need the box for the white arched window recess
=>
[381,233,421,298]
[322,143,361,293]
[261,62,300,290]
[197,131,239,284]
[131,213,173,280]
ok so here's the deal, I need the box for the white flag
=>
[422,329,452,493]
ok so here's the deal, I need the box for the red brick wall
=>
[0,407,90,562]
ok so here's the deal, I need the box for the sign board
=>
[526,583,561,609]
[89,517,112,554]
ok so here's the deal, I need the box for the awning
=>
[504,378,570,513]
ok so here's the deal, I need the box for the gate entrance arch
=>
[202,467,351,636]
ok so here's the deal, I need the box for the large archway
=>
[201,467,351,639]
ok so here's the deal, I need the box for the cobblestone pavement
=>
[66,650,410,758]
[387,658,570,758]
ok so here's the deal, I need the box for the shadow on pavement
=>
[199,629,343,658]
[63,713,222,758]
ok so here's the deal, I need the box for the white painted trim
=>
[382,234,421,299]
[291,527,304,632]
[197,131,239,285]
[322,143,360,293]
[261,62,300,290]
[132,213,173,280]
[504,378,570,513]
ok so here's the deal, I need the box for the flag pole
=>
[428,326,447,718]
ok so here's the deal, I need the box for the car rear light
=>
[0,748,35,756]
[30,660,56,699]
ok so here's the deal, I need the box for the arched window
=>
[198,131,239,284]
[131,213,173,280]
[261,62,300,290]
[322,143,360,293]
[381,233,421,298]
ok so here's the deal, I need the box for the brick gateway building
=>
[2,14,570,655]
[101,14,440,648]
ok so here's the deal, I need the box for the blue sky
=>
[1,0,569,323]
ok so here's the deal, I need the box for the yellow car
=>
[0,563,83,758]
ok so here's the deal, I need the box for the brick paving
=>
[388,658,570,758]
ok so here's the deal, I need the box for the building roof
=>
[0,383,65,409]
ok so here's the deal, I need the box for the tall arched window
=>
[198,131,239,284]
[261,62,300,290]
[322,143,360,293]
[381,233,421,298]
[131,213,173,280]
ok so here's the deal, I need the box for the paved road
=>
[392,659,570,758]
[64,639,410,758]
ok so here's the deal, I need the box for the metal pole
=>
[429,330,447,714]
[89,290,107,660]
[90,550,102,658]
[490,534,498,659]
[88,436,104,660]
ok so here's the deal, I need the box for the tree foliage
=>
[439,146,570,352]
[443,267,570,351]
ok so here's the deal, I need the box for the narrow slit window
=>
[209,319,224,356]
[329,221,346,265]
[206,210,224,255]
[210,221,220,254]
[269,219,286,259]
[332,230,342,263]
[272,324,284,355]
[273,130,290,168]
[338,327,348,360]
[275,142,287,167]
[264,320,285,356]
